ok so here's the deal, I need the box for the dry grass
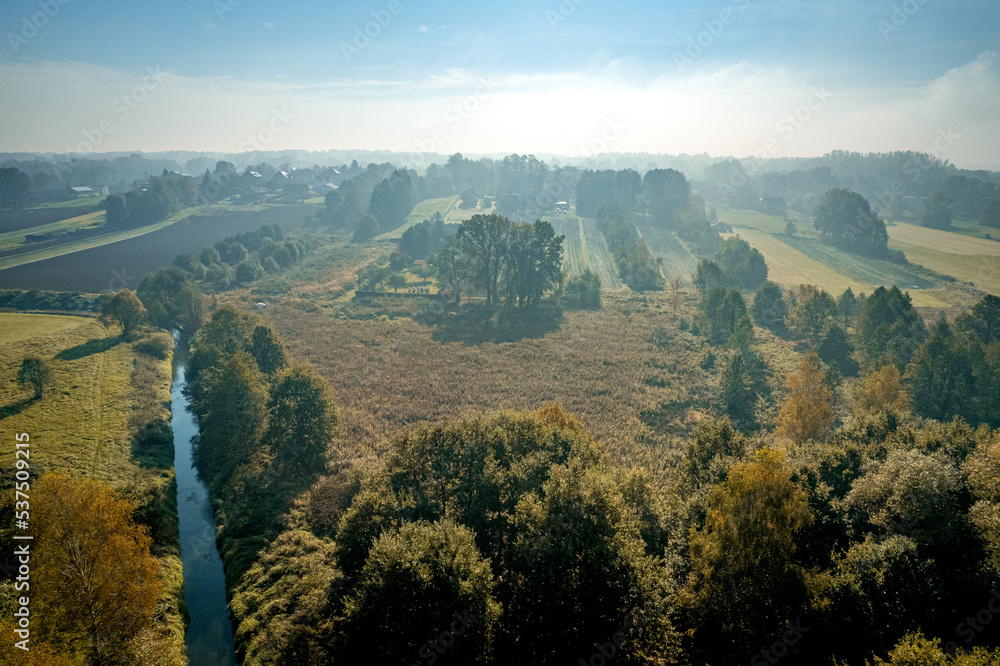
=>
[258,290,728,482]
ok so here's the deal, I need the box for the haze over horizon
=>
[2,0,998,169]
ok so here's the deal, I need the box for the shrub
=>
[133,332,173,360]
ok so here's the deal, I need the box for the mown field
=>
[887,221,1000,295]
[0,313,186,657]
[637,225,700,281]
[547,215,626,290]
[0,204,318,292]
[377,196,459,239]
[716,208,982,309]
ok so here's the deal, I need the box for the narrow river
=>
[171,342,239,665]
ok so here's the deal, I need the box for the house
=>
[239,187,268,204]
[283,183,312,199]
[760,197,786,215]
[266,171,291,190]
[554,201,569,213]
[313,182,338,196]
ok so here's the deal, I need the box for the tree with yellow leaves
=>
[854,363,910,415]
[32,474,163,664]
[775,351,835,444]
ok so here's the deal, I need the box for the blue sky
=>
[2,0,998,167]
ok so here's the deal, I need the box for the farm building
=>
[63,185,108,199]
[239,187,268,204]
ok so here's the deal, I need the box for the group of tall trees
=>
[105,173,199,227]
[184,308,339,585]
[595,203,665,291]
[431,213,563,307]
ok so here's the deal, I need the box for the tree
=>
[818,324,859,376]
[857,286,927,369]
[714,236,768,290]
[982,199,1000,229]
[219,241,249,265]
[368,169,414,230]
[564,269,602,309]
[0,167,35,208]
[920,191,952,229]
[904,328,980,424]
[501,220,563,308]
[813,188,888,255]
[101,288,147,338]
[752,281,788,333]
[702,288,747,345]
[694,259,729,294]
[643,168,691,228]
[784,219,798,235]
[336,521,500,663]
[263,365,338,473]
[775,351,835,444]
[668,276,684,316]
[249,324,288,375]
[686,448,813,663]
[721,347,769,431]
[432,234,473,303]
[105,193,129,225]
[235,258,264,284]
[196,351,268,489]
[457,213,513,306]
[786,284,836,347]
[837,287,859,327]
[137,268,204,331]
[854,364,910,415]
[956,294,1000,345]
[199,245,221,266]
[17,356,51,399]
[33,474,162,663]
[352,213,380,242]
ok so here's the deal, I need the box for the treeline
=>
[579,167,720,256]
[0,288,101,312]
[183,308,337,592]
[105,173,199,227]
[595,204,664,291]
[701,150,1000,225]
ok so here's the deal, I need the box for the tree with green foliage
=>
[982,199,1000,229]
[502,219,564,308]
[368,169,414,230]
[752,281,788,333]
[456,213,513,306]
[235,259,264,284]
[101,288,147,338]
[837,287,859,327]
[644,168,692,229]
[199,245,221,266]
[564,268,602,309]
[701,288,747,345]
[818,324,859,376]
[686,448,813,664]
[17,356,51,399]
[196,351,269,489]
[352,213,380,242]
[904,326,981,424]
[787,284,837,347]
[262,365,338,473]
[920,191,952,229]
[720,346,769,431]
[231,530,341,665]
[714,236,769,290]
[432,233,473,303]
[137,267,204,332]
[249,324,287,375]
[956,294,1000,345]
[694,259,729,294]
[220,241,249,265]
[0,166,36,208]
[814,188,888,255]
[857,286,927,370]
[337,521,500,663]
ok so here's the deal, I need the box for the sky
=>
[1,0,998,168]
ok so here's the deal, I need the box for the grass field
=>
[0,210,106,252]
[887,221,1000,295]
[637,226,699,281]
[0,313,186,659]
[377,196,459,240]
[718,208,960,308]
[544,215,625,290]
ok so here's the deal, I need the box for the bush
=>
[235,259,264,284]
[564,269,602,309]
[134,332,173,360]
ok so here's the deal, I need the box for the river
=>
[171,341,239,665]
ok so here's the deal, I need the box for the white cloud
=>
[417,24,429,33]
[263,22,275,29]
